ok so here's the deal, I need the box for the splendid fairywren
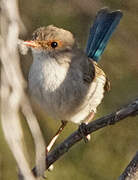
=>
[24,8,123,147]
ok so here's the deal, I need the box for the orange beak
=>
[23,41,38,48]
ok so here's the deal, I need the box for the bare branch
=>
[118,152,138,180]
[32,98,138,176]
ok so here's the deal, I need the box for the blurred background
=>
[0,0,138,179]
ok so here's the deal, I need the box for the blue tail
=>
[86,8,123,62]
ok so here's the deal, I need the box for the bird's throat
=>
[29,55,69,92]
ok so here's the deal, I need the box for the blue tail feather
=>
[86,8,123,62]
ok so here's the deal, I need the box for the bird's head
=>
[24,25,76,58]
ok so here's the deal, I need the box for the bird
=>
[24,8,123,150]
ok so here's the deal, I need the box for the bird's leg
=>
[47,120,67,152]
[46,121,67,173]
[78,111,95,143]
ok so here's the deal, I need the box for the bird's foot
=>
[78,123,91,143]
[48,164,54,172]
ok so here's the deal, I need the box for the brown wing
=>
[83,58,95,83]
[85,58,111,92]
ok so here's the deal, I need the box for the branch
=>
[32,98,138,176]
[118,151,138,180]
[0,0,45,178]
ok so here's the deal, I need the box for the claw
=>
[78,123,90,143]
[48,164,54,172]
[42,174,47,179]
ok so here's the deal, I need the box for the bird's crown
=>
[25,25,75,51]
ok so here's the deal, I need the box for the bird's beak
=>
[23,41,38,48]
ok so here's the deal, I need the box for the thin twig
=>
[32,98,138,176]
[118,152,138,180]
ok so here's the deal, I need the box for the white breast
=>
[28,53,70,118]
[29,57,68,89]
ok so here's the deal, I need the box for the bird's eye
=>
[51,41,58,48]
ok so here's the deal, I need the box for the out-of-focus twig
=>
[118,152,138,180]
[0,0,46,179]
[32,98,138,176]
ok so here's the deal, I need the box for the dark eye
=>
[51,41,58,48]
